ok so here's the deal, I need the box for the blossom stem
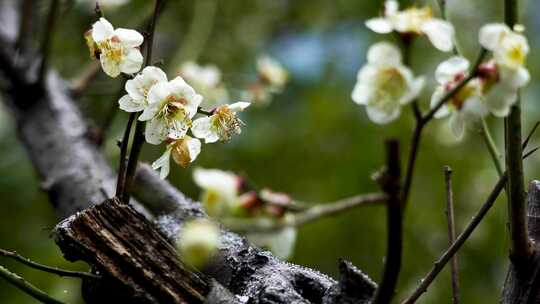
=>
[222,192,387,233]
[38,0,60,84]
[503,0,532,266]
[0,265,65,304]
[480,118,504,177]
[121,0,165,203]
[0,248,99,280]
[116,112,136,198]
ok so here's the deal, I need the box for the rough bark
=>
[0,1,377,303]
[501,181,540,303]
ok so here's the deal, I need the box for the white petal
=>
[186,137,202,163]
[365,17,394,33]
[119,48,143,75]
[401,76,425,105]
[192,117,219,143]
[151,148,171,179]
[167,117,191,140]
[449,113,465,140]
[147,82,171,105]
[168,76,191,95]
[193,168,238,199]
[485,83,516,117]
[228,102,251,112]
[366,104,401,124]
[185,94,203,119]
[100,56,121,78]
[462,96,488,118]
[114,28,144,47]
[246,227,297,259]
[351,82,372,105]
[500,66,530,89]
[435,56,469,84]
[430,87,451,118]
[125,76,145,100]
[92,18,114,42]
[145,118,168,145]
[118,94,144,112]
[479,23,509,51]
[142,66,168,85]
[421,19,455,52]
[367,42,402,66]
[385,0,399,15]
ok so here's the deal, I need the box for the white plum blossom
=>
[430,57,487,139]
[139,76,202,145]
[176,219,220,268]
[87,18,144,77]
[118,66,167,112]
[365,0,454,52]
[193,168,241,217]
[352,42,424,124]
[479,23,530,115]
[257,56,288,92]
[178,62,229,109]
[192,102,251,143]
[151,136,201,179]
[77,0,130,9]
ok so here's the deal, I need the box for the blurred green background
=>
[1,0,539,302]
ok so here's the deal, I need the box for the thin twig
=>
[222,193,387,233]
[15,0,35,52]
[504,0,531,266]
[443,166,460,304]
[401,144,538,304]
[373,140,402,304]
[0,249,98,280]
[116,112,135,198]
[522,121,539,150]
[121,0,165,203]
[38,0,60,84]
[70,62,101,98]
[480,118,504,177]
[0,265,65,304]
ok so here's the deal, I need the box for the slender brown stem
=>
[0,265,65,304]
[443,166,460,304]
[15,0,34,52]
[121,0,165,203]
[504,0,531,266]
[38,0,60,84]
[0,249,98,280]
[373,140,402,304]
[116,112,136,198]
[222,193,387,233]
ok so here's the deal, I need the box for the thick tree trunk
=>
[502,181,540,303]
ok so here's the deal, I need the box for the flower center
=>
[98,36,124,63]
[393,7,432,33]
[372,68,408,111]
[211,106,242,140]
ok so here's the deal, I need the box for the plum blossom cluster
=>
[244,55,289,105]
[85,18,251,179]
[193,168,297,259]
[353,0,530,139]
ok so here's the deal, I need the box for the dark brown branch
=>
[504,0,532,267]
[0,248,98,280]
[373,140,402,304]
[0,265,65,304]
[444,166,460,304]
[116,111,135,197]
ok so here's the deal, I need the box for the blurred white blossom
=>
[479,23,530,116]
[192,102,251,143]
[86,18,143,77]
[179,62,229,109]
[193,168,242,217]
[430,57,486,139]
[366,0,454,52]
[247,225,297,260]
[139,76,202,145]
[177,219,220,268]
[352,42,424,124]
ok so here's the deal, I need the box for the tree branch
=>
[0,265,65,304]
[0,248,98,280]
[373,140,402,304]
[444,166,460,304]
[504,0,532,267]
[38,0,60,84]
